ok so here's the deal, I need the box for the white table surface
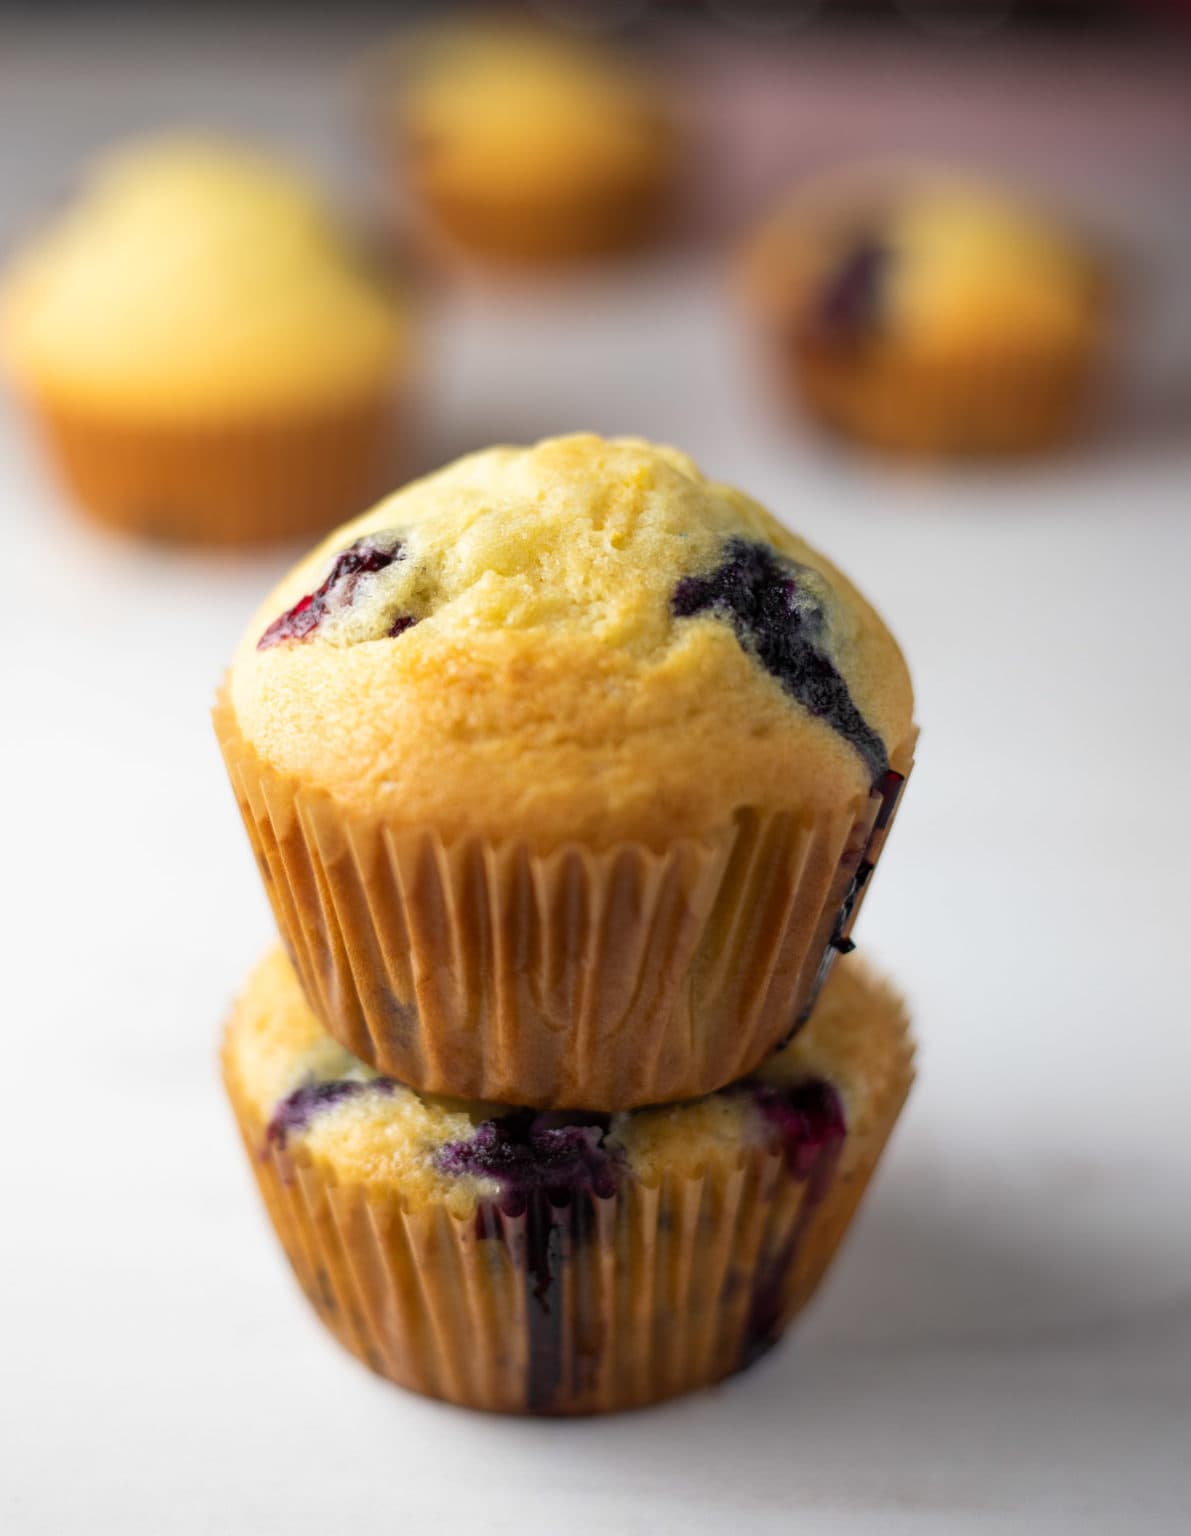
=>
[2,15,1189,1536]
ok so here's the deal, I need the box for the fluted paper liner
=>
[223,1030,912,1415]
[400,167,669,269]
[216,690,915,1108]
[784,342,1102,458]
[24,388,402,545]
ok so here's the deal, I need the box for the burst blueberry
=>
[672,537,888,783]
[436,1109,620,1212]
[257,531,416,649]
[745,1078,846,1178]
[266,1076,395,1150]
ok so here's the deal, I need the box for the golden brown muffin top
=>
[383,23,672,199]
[742,168,1106,355]
[229,435,914,848]
[1,135,404,415]
[223,946,912,1214]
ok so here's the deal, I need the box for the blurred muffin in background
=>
[740,170,1110,458]
[1,137,411,544]
[372,23,677,267]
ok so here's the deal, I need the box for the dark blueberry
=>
[440,1110,621,1414]
[812,234,889,342]
[793,767,906,1034]
[873,765,905,831]
[257,532,416,649]
[744,1077,846,1179]
[436,1109,620,1213]
[265,1076,395,1150]
[672,538,888,784]
[476,1188,604,1414]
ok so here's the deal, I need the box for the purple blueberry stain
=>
[745,1077,846,1179]
[437,1110,621,1413]
[833,765,905,947]
[798,766,906,1033]
[735,1075,848,1369]
[257,530,417,649]
[435,1110,620,1211]
[266,1075,396,1151]
[672,538,888,784]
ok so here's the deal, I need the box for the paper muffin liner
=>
[399,164,669,268]
[215,690,915,1109]
[223,1030,912,1415]
[22,387,404,545]
[785,340,1102,458]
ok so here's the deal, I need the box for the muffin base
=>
[402,161,669,268]
[23,388,403,545]
[223,1016,912,1415]
[215,690,915,1108]
[786,340,1100,458]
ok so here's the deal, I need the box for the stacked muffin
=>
[215,434,918,1414]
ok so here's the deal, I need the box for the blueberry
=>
[813,235,889,341]
[257,532,417,649]
[743,1077,846,1177]
[265,1076,395,1150]
[672,538,887,783]
[436,1109,620,1213]
[437,1109,623,1411]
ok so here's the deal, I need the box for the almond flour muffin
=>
[374,23,676,266]
[741,170,1109,457]
[216,434,916,1108]
[223,947,913,1415]
[1,136,410,543]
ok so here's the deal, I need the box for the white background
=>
[1,13,1189,1535]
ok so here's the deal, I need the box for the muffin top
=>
[1,136,404,415]
[228,434,914,848]
[388,24,672,198]
[743,170,1105,353]
[224,945,911,1216]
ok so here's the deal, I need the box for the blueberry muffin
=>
[741,170,1109,457]
[1,136,409,543]
[374,23,676,266]
[216,434,915,1108]
[223,946,913,1415]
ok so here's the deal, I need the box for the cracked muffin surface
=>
[230,433,913,848]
